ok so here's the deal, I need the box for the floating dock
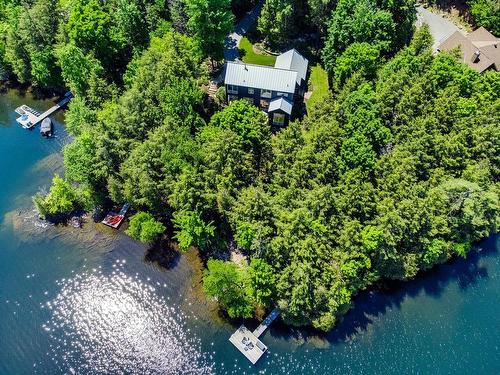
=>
[229,307,280,364]
[229,326,267,365]
[15,92,72,129]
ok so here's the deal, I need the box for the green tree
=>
[55,43,105,98]
[172,210,215,251]
[333,42,381,89]
[169,0,189,33]
[306,0,336,34]
[126,211,166,243]
[63,97,97,136]
[66,0,126,70]
[63,129,106,190]
[468,0,500,35]
[209,99,271,164]
[120,124,198,212]
[249,258,275,306]
[203,259,254,318]
[230,185,275,254]
[3,0,60,86]
[322,0,395,73]
[258,0,296,46]
[410,23,433,55]
[185,0,234,62]
[378,0,416,49]
[33,175,85,219]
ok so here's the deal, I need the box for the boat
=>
[40,117,52,137]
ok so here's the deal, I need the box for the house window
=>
[260,99,269,110]
[277,92,288,98]
[228,95,238,102]
[227,85,238,94]
[243,97,254,105]
[248,88,254,95]
[273,113,285,126]
[261,89,271,98]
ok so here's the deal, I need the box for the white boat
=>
[40,118,52,137]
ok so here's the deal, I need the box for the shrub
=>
[33,174,85,219]
[126,211,165,243]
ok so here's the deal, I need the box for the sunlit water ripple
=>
[40,260,214,374]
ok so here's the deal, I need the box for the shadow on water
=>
[268,235,498,345]
[144,238,181,270]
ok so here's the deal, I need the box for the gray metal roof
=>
[268,97,293,115]
[274,49,308,85]
[225,62,297,93]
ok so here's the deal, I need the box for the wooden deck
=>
[101,203,130,229]
[229,308,280,365]
[15,92,72,129]
[253,307,280,338]
[229,325,267,365]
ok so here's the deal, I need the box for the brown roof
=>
[468,27,499,43]
[437,27,500,73]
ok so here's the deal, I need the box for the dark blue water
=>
[0,90,499,374]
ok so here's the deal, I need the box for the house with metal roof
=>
[274,49,309,89]
[437,27,500,73]
[224,49,309,126]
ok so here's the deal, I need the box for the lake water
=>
[0,90,499,374]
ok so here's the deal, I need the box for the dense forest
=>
[1,0,499,331]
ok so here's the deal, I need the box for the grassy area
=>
[239,37,277,66]
[306,64,329,111]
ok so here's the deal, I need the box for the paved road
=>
[224,1,264,61]
[416,6,462,51]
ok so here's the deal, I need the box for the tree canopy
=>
[14,0,500,331]
[468,0,500,35]
[322,0,416,75]
[126,211,166,243]
[185,0,234,61]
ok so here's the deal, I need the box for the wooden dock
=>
[229,308,280,365]
[15,92,72,129]
[252,307,280,338]
[102,203,130,229]
[229,326,267,365]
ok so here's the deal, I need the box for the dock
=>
[15,92,72,129]
[102,203,130,229]
[229,308,280,364]
[252,307,280,337]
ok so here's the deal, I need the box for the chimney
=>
[471,50,481,63]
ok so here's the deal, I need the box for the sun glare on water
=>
[42,261,214,374]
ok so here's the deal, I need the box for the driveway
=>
[224,1,264,61]
[416,6,462,51]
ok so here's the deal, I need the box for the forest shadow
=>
[268,235,498,345]
[224,37,239,61]
[144,238,181,270]
[429,0,468,13]
[422,0,473,23]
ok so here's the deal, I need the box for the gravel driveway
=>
[224,1,264,61]
[416,6,463,51]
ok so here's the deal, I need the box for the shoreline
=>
[0,79,67,101]
[2,84,497,338]
[4,194,500,351]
